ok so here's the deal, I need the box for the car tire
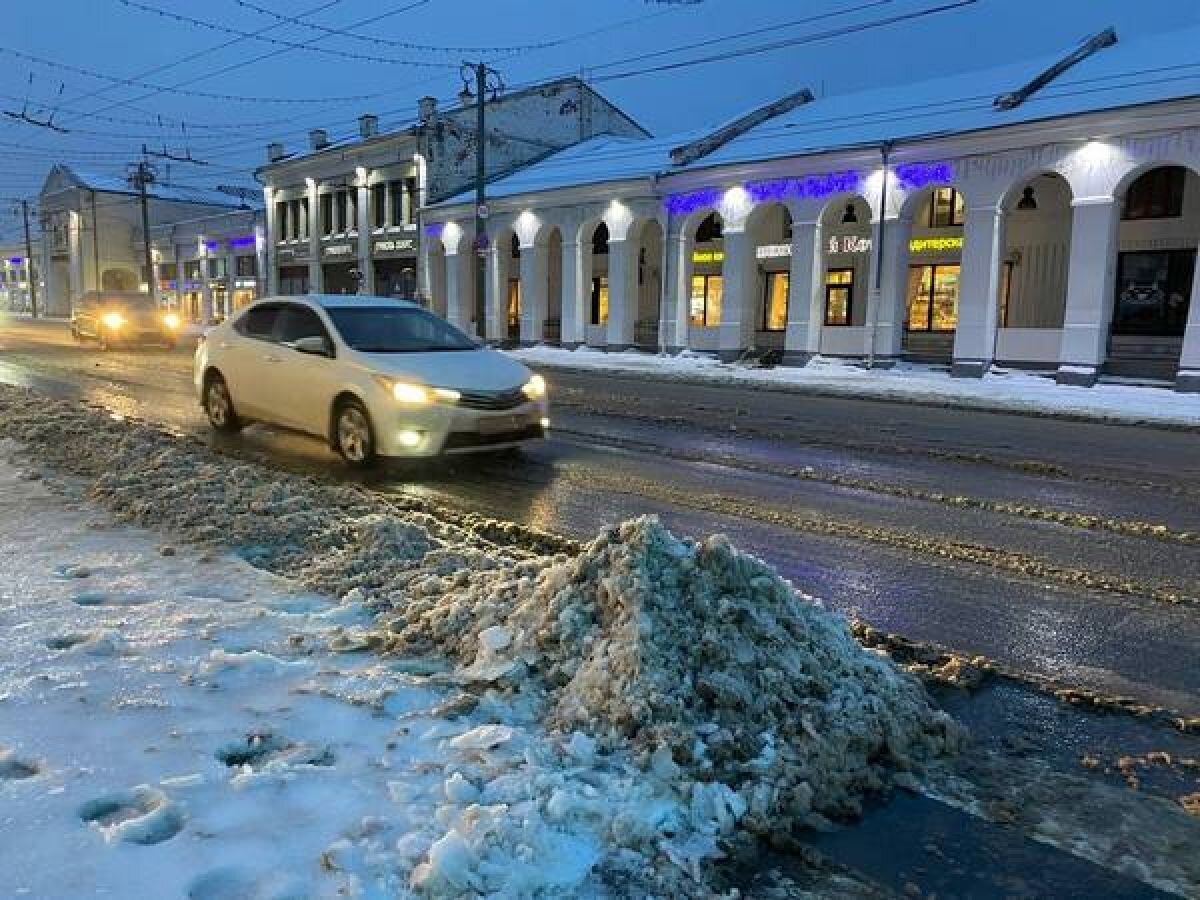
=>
[203,372,241,433]
[333,399,377,467]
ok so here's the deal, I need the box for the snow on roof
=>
[66,168,254,209]
[434,24,1200,210]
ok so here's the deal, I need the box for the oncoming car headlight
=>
[101,311,126,330]
[162,313,181,330]
[522,374,547,401]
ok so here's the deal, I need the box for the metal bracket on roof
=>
[669,88,815,167]
[994,27,1117,111]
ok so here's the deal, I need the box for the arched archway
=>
[994,172,1073,367]
[816,194,873,357]
[583,221,610,348]
[900,184,968,363]
[1107,164,1200,379]
[744,203,793,357]
[633,219,664,350]
[687,211,725,354]
[542,226,563,345]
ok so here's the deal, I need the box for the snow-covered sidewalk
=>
[0,449,693,898]
[512,346,1200,429]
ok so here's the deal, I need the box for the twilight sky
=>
[2,0,1197,241]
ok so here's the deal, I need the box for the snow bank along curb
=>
[511,347,1200,430]
[0,384,963,888]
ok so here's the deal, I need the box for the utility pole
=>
[130,149,157,303]
[20,199,37,318]
[461,62,503,342]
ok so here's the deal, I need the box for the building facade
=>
[37,166,256,318]
[150,210,266,325]
[257,78,648,320]
[0,242,43,315]
[421,34,1200,392]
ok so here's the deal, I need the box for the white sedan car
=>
[194,295,548,465]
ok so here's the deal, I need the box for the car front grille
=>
[454,387,527,411]
[443,424,544,451]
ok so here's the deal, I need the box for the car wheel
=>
[334,400,376,467]
[203,373,241,433]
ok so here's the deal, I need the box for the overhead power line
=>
[116,0,455,68]
[233,0,568,55]
[0,44,391,104]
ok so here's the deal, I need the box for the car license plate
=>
[478,415,521,436]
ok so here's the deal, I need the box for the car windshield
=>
[326,306,476,353]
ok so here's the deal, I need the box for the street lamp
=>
[459,62,504,341]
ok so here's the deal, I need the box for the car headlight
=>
[522,374,547,400]
[101,312,125,330]
[162,313,181,329]
[372,377,461,405]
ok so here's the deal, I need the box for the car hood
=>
[352,347,532,392]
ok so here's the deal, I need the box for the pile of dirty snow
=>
[384,518,963,832]
[0,384,962,885]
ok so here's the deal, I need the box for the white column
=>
[952,203,1007,377]
[254,223,268,299]
[1174,255,1200,391]
[782,218,823,365]
[357,181,372,295]
[518,240,548,346]
[264,200,279,296]
[307,180,322,293]
[1056,196,1120,387]
[485,241,506,342]
[864,214,910,363]
[40,229,56,317]
[718,228,755,362]
[67,211,82,307]
[445,249,474,333]
[224,243,238,318]
[606,237,638,350]
[559,239,587,348]
[662,228,693,352]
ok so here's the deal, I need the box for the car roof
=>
[295,294,420,311]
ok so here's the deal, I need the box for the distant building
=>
[149,209,265,325]
[0,241,43,315]
[256,77,648,321]
[37,166,258,317]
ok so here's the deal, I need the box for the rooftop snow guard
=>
[383,516,964,833]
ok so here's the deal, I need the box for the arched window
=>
[1123,166,1186,220]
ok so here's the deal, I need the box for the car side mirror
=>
[292,336,333,357]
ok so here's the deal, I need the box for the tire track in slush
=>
[545,462,1199,607]
[552,426,1200,546]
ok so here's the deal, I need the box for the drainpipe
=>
[867,140,894,370]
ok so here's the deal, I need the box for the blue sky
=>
[2,0,1197,240]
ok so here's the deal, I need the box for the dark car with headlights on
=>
[71,291,183,350]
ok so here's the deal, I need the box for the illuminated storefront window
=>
[690,274,723,327]
[929,187,965,228]
[824,268,854,326]
[906,264,960,332]
[762,272,789,331]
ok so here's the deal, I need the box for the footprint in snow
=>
[187,866,309,900]
[44,632,90,650]
[78,785,183,845]
[55,564,93,579]
[72,590,155,607]
[215,731,334,770]
[0,746,41,780]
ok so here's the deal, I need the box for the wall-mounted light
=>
[841,203,858,224]
[1016,186,1037,210]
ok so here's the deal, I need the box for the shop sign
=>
[373,237,417,256]
[322,243,355,260]
[909,236,963,254]
[756,244,792,260]
[827,235,872,255]
[692,250,724,264]
[276,245,310,262]
[234,278,257,289]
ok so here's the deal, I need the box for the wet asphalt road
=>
[4,316,1199,898]
[2,316,1197,716]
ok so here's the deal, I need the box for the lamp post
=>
[460,62,504,341]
